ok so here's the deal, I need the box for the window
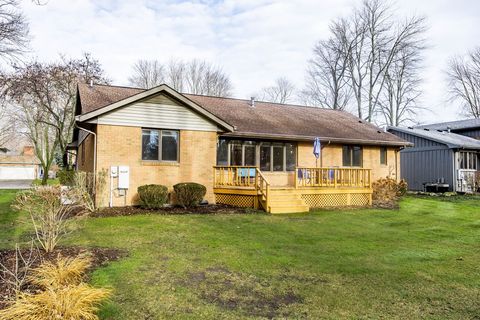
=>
[342,145,363,167]
[260,144,271,171]
[380,147,387,165]
[244,142,256,166]
[217,139,297,172]
[142,129,179,161]
[217,139,228,165]
[459,152,477,170]
[230,142,243,166]
[286,143,296,171]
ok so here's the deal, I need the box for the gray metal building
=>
[416,119,480,139]
[388,127,480,192]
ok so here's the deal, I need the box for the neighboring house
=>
[0,146,41,180]
[388,127,480,193]
[415,119,480,140]
[72,83,410,213]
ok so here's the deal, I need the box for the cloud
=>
[17,0,480,123]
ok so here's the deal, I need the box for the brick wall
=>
[95,124,217,207]
[297,142,400,181]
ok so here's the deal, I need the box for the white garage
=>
[0,165,37,180]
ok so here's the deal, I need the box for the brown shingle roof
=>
[77,83,409,146]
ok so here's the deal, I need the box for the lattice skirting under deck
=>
[215,194,256,208]
[301,193,371,208]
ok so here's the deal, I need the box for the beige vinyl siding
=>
[93,93,220,132]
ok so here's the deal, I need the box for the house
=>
[0,146,41,180]
[72,83,410,213]
[415,119,480,140]
[388,127,480,193]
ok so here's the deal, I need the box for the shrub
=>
[30,255,91,289]
[0,256,110,320]
[137,184,169,209]
[57,169,75,186]
[372,178,408,208]
[13,187,74,253]
[12,185,95,253]
[174,182,206,208]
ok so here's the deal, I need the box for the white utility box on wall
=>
[118,165,130,189]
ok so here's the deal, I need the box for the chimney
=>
[22,146,34,156]
[249,97,255,108]
[447,126,451,133]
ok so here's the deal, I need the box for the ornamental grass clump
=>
[0,255,111,320]
[174,182,206,208]
[137,184,169,209]
[29,255,91,289]
[372,177,408,208]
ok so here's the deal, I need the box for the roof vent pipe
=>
[89,79,93,88]
[249,97,255,108]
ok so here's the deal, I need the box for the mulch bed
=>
[0,246,127,309]
[91,204,262,217]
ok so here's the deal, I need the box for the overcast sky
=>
[20,0,480,125]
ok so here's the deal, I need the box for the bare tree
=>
[260,77,295,104]
[0,54,109,183]
[306,0,427,123]
[379,48,423,126]
[0,0,29,62]
[128,59,165,89]
[447,47,480,118]
[301,19,352,109]
[128,58,233,97]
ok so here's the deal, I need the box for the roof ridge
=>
[79,82,343,111]
[78,82,147,91]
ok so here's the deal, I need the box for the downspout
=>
[75,124,97,188]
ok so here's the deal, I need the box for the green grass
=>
[1,191,480,319]
[31,178,60,186]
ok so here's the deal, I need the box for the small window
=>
[217,139,228,165]
[142,129,159,160]
[230,142,243,166]
[161,131,178,161]
[260,144,271,171]
[285,143,296,171]
[380,147,387,165]
[343,145,363,167]
[141,129,179,162]
[459,152,478,170]
[244,144,256,166]
[273,144,284,171]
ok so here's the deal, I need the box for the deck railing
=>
[213,166,270,211]
[213,166,258,187]
[255,168,270,211]
[295,167,372,188]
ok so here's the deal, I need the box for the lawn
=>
[1,190,480,319]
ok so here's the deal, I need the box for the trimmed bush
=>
[173,182,206,208]
[372,177,408,208]
[137,184,169,209]
[57,169,75,186]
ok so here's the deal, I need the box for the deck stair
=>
[266,188,309,214]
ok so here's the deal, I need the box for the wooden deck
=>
[213,166,373,214]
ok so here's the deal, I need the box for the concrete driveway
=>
[0,180,33,189]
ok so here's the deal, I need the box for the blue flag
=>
[313,137,321,159]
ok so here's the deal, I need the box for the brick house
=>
[72,83,410,213]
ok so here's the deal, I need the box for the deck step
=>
[265,189,309,214]
[269,205,309,214]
